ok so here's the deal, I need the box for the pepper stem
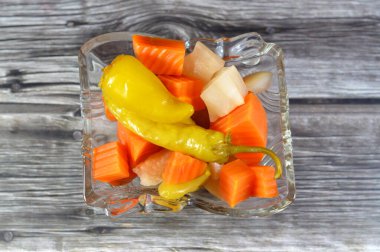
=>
[229,146,282,179]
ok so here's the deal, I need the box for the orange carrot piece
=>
[93,141,132,183]
[102,97,117,121]
[219,159,254,208]
[158,75,206,111]
[211,92,267,165]
[132,35,185,76]
[162,151,207,184]
[249,166,279,198]
[117,123,161,168]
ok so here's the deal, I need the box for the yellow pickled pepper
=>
[99,55,194,123]
[158,168,211,200]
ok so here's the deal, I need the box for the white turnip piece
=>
[243,71,272,94]
[201,66,248,122]
[183,41,225,84]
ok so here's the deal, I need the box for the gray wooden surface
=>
[0,1,379,251]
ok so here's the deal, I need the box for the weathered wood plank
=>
[0,104,379,251]
[0,0,379,99]
[1,0,380,251]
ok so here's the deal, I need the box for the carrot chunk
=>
[132,35,185,76]
[117,123,161,168]
[219,159,253,208]
[249,166,279,198]
[158,75,206,111]
[93,141,132,183]
[211,92,267,165]
[162,151,207,184]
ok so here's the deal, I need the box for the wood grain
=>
[0,0,379,100]
[0,0,380,251]
[1,105,379,251]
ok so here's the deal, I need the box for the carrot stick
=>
[132,35,185,76]
[249,166,279,198]
[158,75,206,111]
[219,159,254,208]
[162,151,207,184]
[93,141,132,183]
[211,92,267,165]
[117,122,161,168]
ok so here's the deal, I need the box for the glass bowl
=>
[79,32,295,217]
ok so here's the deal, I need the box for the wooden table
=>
[1,1,379,251]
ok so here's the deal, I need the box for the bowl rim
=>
[79,31,296,217]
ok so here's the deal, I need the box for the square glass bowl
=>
[79,32,295,217]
